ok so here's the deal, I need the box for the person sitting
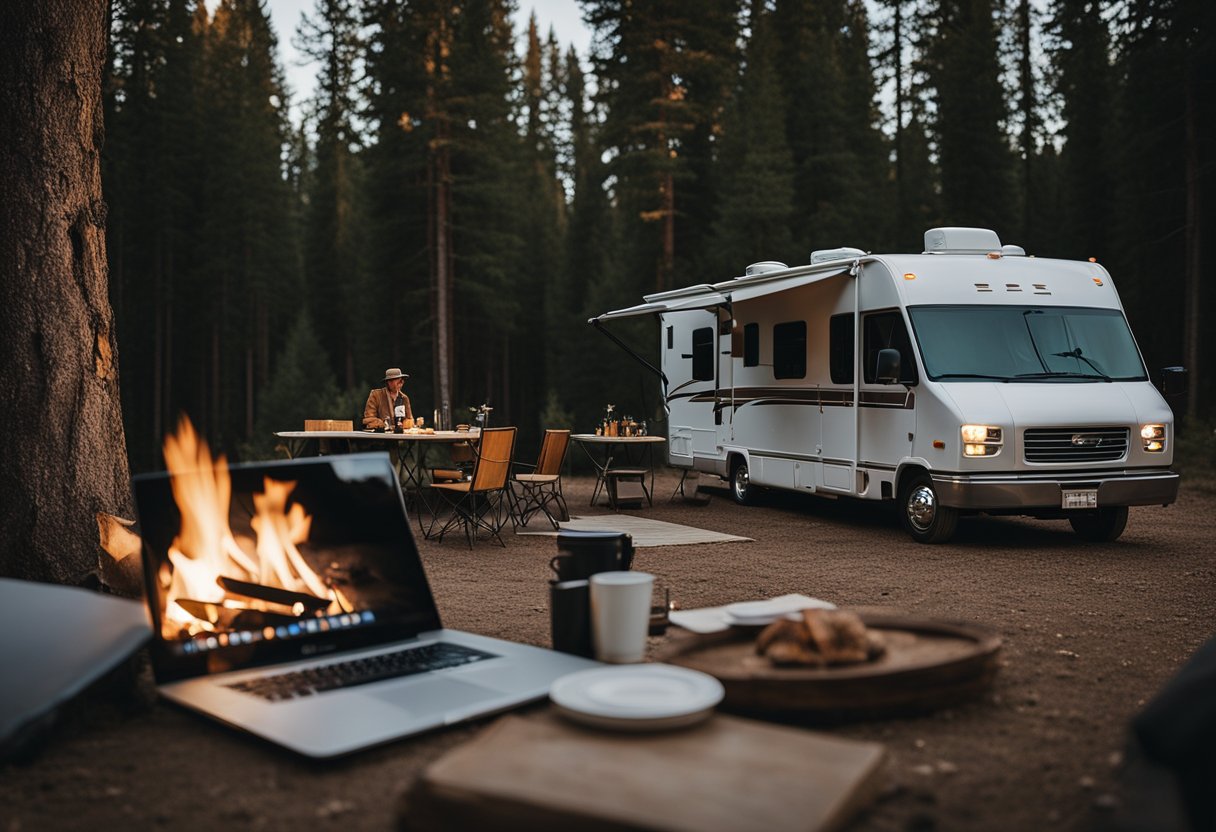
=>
[363,368,414,430]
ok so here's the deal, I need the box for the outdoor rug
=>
[516,514,752,548]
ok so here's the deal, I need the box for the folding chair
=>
[303,419,353,456]
[510,429,571,529]
[429,427,517,548]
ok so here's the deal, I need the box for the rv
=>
[592,227,1182,543]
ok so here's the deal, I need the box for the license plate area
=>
[1062,488,1098,509]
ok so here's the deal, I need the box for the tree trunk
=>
[1183,72,1200,422]
[0,0,133,584]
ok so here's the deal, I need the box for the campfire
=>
[159,417,351,640]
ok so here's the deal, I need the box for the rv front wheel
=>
[900,474,958,544]
[1068,506,1128,542]
[730,458,755,505]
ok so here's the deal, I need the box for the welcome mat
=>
[517,514,751,548]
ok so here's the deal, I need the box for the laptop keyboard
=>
[225,642,498,702]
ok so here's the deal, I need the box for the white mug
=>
[590,571,654,663]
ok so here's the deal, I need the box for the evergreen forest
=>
[103,0,1216,472]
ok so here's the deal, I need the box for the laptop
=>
[133,452,599,758]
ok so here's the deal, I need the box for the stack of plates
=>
[550,664,724,732]
[722,597,836,627]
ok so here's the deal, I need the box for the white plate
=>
[550,664,724,731]
[723,597,836,626]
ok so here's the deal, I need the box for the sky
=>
[254,0,592,127]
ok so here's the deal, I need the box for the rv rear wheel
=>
[900,473,958,544]
[1068,506,1128,542]
[730,458,755,505]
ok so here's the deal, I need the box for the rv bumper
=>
[931,469,1180,510]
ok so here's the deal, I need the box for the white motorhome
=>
[592,227,1181,543]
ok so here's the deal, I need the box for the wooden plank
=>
[402,711,886,832]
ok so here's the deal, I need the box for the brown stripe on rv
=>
[675,387,914,410]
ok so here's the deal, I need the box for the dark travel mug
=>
[549,579,594,658]
[552,531,635,580]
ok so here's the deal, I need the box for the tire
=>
[730,457,755,505]
[900,473,959,544]
[1068,506,1128,542]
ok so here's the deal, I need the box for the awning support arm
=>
[590,319,671,411]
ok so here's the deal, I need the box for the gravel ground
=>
[2,472,1213,832]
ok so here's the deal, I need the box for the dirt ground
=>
[2,472,1213,832]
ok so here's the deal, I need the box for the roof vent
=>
[1001,244,1026,256]
[923,227,1002,254]
[744,261,788,276]
[810,247,865,265]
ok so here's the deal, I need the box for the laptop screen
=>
[133,453,443,682]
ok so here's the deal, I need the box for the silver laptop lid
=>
[133,453,442,683]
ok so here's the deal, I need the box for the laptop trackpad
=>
[368,676,500,717]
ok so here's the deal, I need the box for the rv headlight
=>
[1140,424,1166,452]
[961,425,1002,456]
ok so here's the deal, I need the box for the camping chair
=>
[510,429,571,529]
[304,419,353,456]
[428,427,517,548]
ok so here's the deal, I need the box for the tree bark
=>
[0,0,133,583]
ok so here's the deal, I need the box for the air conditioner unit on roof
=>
[923,227,1002,254]
[810,247,865,265]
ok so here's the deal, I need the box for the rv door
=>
[662,310,720,460]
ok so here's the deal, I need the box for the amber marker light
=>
[932,440,945,449]
[987,251,1001,259]
[1088,257,1097,262]
[1092,277,1104,286]
[904,272,916,280]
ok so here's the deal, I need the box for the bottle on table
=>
[393,394,406,434]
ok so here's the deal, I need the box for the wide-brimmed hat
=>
[383,368,409,382]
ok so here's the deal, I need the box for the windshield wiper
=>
[1052,347,1111,380]
[934,373,1012,381]
[1014,371,1112,381]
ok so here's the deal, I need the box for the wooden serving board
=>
[655,611,1002,719]
[401,711,886,832]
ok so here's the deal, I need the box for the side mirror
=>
[875,348,901,384]
[1160,366,1187,401]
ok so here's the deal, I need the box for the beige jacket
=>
[363,388,413,429]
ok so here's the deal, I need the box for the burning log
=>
[216,576,331,615]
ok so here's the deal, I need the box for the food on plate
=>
[755,609,886,668]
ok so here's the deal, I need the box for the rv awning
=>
[591,290,729,323]
[723,266,852,303]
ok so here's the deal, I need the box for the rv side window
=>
[772,321,807,379]
[691,327,715,381]
[666,326,673,349]
[743,323,759,367]
[863,312,918,385]
[829,314,853,384]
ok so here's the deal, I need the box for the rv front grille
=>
[1023,427,1129,463]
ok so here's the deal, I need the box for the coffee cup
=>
[590,571,654,663]
[550,531,634,581]
[549,579,594,658]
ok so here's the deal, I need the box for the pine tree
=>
[773,0,886,252]
[361,0,434,401]
[192,0,297,452]
[920,0,1015,232]
[297,0,367,392]
[581,0,741,294]
[711,6,796,271]
[1047,0,1118,260]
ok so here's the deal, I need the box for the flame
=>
[160,416,350,639]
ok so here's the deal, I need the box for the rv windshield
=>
[908,305,1148,382]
